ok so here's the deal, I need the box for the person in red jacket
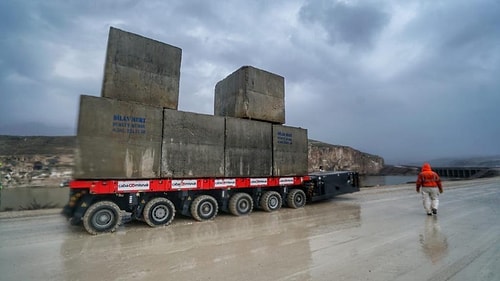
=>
[416,163,443,215]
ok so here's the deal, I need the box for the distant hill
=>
[0,136,75,155]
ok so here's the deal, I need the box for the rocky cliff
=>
[308,139,384,175]
[0,136,75,188]
[0,136,384,188]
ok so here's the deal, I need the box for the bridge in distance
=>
[398,166,500,179]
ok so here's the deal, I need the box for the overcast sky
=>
[1,0,499,164]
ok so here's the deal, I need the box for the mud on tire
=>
[229,193,254,216]
[83,201,121,235]
[260,191,282,212]
[143,197,176,227]
[287,189,306,209]
[191,195,218,221]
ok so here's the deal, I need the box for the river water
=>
[360,175,417,187]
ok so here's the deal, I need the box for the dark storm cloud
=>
[299,0,390,51]
[1,0,499,164]
[286,0,500,163]
[377,0,500,162]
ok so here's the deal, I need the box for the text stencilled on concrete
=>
[277,131,293,144]
[112,114,147,134]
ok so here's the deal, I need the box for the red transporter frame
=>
[69,176,310,194]
[64,175,311,234]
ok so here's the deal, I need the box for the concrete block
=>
[74,95,163,179]
[161,109,225,178]
[101,27,182,109]
[224,117,273,177]
[215,66,285,124]
[272,125,308,176]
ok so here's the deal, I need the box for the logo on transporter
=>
[250,178,268,186]
[117,181,150,191]
[172,179,198,189]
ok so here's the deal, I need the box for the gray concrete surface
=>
[76,95,163,179]
[225,117,273,177]
[102,27,181,110]
[272,124,308,176]
[215,66,285,124]
[162,109,225,178]
[0,177,498,281]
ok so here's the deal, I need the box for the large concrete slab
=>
[272,125,308,176]
[101,27,182,109]
[161,109,225,178]
[224,117,273,177]
[74,95,163,179]
[215,66,285,124]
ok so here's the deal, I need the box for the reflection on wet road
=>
[420,216,448,264]
[0,177,499,281]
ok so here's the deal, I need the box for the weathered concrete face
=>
[101,27,182,109]
[161,109,225,178]
[224,117,273,177]
[215,66,285,124]
[272,125,308,176]
[74,95,163,179]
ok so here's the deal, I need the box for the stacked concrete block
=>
[224,117,273,177]
[214,66,285,124]
[74,95,163,179]
[75,26,309,180]
[101,27,182,109]
[161,109,225,178]
[272,125,308,176]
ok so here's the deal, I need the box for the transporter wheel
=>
[83,201,121,235]
[143,197,176,227]
[287,189,306,209]
[260,191,282,212]
[191,195,218,221]
[228,193,254,216]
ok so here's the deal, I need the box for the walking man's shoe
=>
[432,208,437,215]
[427,212,432,216]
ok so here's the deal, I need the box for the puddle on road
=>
[0,186,68,211]
[56,202,363,281]
[419,216,449,264]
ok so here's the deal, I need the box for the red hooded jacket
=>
[416,163,442,190]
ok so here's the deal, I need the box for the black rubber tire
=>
[191,195,218,221]
[228,193,254,216]
[143,197,176,227]
[260,191,282,212]
[287,189,306,209]
[83,201,121,235]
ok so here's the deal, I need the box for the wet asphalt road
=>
[0,177,499,281]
